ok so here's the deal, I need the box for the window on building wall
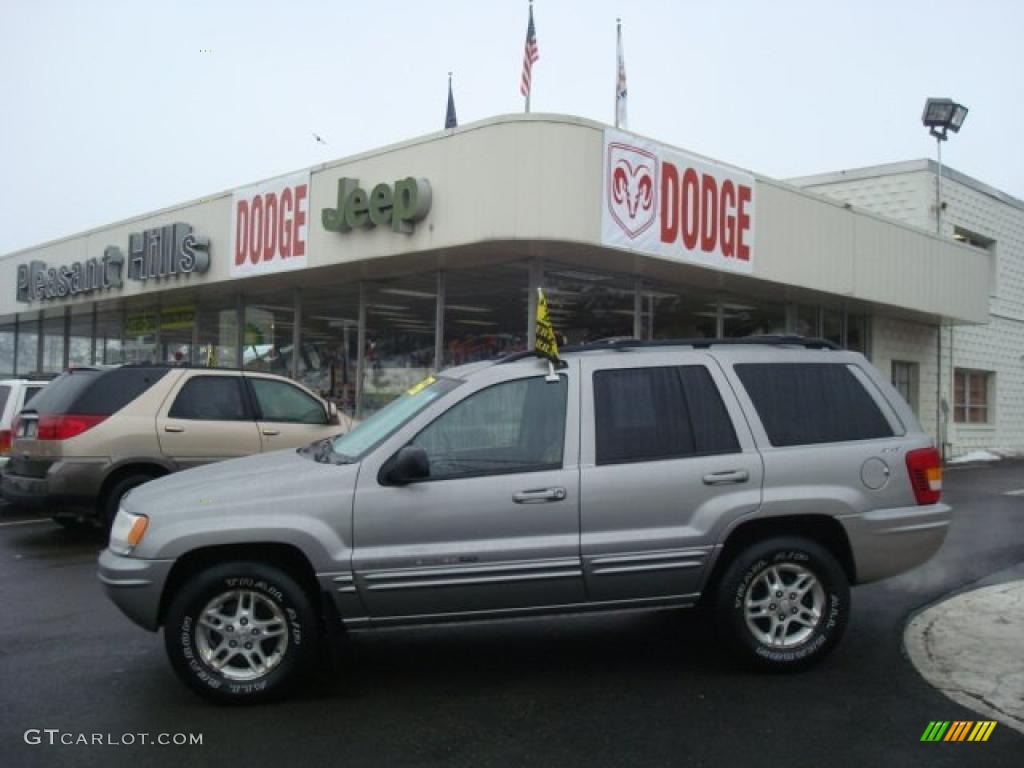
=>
[244,294,295,377]
[953,227,997,296]
[363,273,438,415]
[795,306,820,338]
[891,361,919,415]
[41,310,66,373]
[954,368,993,424]
[444,263,528,367]
[196,301,239,369]
[822,309,842,347]
[95,309,124,365]
[301,283,359,414]
[846,313,868,353]
[722,296,786,338]
[68,309,93,367]
[124,305,157,364]
[0,321,15,377]
[544,265,635,345]
[159,304,197,365]
[645,284,719,339]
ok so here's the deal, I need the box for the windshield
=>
[330,376,461,460]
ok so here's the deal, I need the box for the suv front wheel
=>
[164,562,319,704]
[714,537,850,671]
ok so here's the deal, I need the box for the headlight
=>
[109,508,149,556]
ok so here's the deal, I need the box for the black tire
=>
[101,473,158,531]
[163,561,319,704]
[714,536,850,671]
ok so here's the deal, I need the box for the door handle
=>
[261,428,281,436]
[164,425,185,433]
[702,470,749,486]
[513,487,567,504]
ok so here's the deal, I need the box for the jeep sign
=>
[601,129,755,274]
[322,177,431,235]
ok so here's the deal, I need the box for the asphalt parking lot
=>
[1,461,1023,768]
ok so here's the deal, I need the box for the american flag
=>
[519,4,539,101]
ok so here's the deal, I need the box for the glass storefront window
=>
[158,305,197,365]
[244,296,295,376]
[69,309,93,367]
[196,302,239,368]
[41,310,66,373]
[96,310,124,365]
[543,265,635,345]
[16,315,39,375]
[823,309,842,347]
[722,296,786,337]
[646,285,719,339]
[124,306,157,364]
[363,273,438,415]
[846,313,867,352]
[0,321,15,377]
[444,263,528,366]
[301,284,359,414]
[795,305,820,337]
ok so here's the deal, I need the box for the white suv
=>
[0,378,49,470]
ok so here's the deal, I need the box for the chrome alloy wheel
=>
[195,589,289,681]
[743,563,826,648]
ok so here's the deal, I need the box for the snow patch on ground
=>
[948,450,1002,464]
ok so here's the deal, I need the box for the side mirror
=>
[383,445,430,485]
[327,401,341,426]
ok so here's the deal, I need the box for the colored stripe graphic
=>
[968,721,997,742]
[921,721,950,741]
[945,721,971,741]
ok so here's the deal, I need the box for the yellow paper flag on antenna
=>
[535,287,560,364]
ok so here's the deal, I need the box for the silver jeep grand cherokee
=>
[99,337,950,703]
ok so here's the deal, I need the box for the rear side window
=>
[594,366,739,465]
[735,363,894,447]
[24,385,45,406]
[169,376,249,421]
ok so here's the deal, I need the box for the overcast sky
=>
[1,0,1021,255]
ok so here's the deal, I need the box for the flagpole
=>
[615,18,621,128]
[525,1,533,114]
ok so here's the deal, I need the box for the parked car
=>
[2,365,350,529]
[98,337,950,703]
[0,377,51,472]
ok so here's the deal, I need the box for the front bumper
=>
[98,548,175,631]
[839,502,952,584]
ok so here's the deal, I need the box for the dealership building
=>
[1,113,1015,457]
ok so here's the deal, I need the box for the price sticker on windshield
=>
[406,376,436,397]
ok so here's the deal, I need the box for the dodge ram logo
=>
[607,143,658,239]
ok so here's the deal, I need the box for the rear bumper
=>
[98,548,175,631]
[839,503,952,584]
[1,458,109,512]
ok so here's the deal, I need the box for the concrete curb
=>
[904,579,1024,735]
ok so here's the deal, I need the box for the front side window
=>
[412,376,567,481]
[169,376,249,421]
[954,368,992,424]
[594,366,739,465]
[250,379,327,424]
[735,363,894,446]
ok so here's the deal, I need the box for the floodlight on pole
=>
[922,98,968,235]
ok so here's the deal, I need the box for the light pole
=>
[921,98,968,235]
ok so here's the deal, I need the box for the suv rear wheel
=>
[163,561,319,704]
[714,537,849,670]
[101,473,159,531]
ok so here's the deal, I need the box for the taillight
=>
[35,414,108,441]
[0,429,11,455]
[906,447,943,505]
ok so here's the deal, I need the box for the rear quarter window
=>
[0,385,10,417]
[25,369,170,416]
[735,362,894,447]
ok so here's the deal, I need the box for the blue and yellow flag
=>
[535,287,560,364]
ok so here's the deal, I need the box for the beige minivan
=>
[2,365,350,529]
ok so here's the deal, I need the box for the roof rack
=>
[496,334,840,364]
